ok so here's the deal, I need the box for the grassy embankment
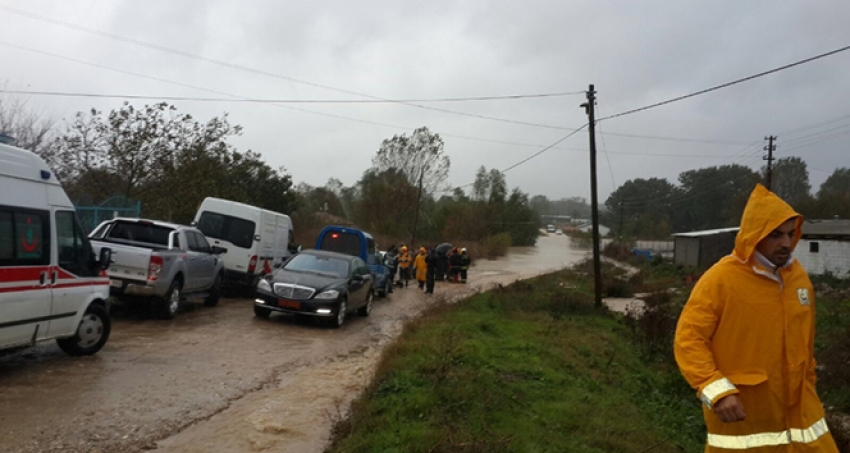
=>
[327,264,705,453]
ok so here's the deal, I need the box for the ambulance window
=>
[56,211,96,277]
[14,212,45,262]
[0,212,12,260]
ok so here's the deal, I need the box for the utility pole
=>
[763,136,777,190]
[581,84,603,310]
[618,200,625,241]
[410,168,425,247]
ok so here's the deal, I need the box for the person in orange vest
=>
[674,184,838,452]
[414,247,428,291]
[397,246,412,288]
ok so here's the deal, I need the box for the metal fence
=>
[75,196,141,234]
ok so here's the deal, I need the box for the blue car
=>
[315,226,393,297]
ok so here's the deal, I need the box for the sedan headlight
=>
[314,290,340,300]
[257,278,272,293]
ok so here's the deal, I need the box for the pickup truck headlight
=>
[314,290,340,300]
[257,279,272,293]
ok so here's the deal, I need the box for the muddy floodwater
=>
[0,235,587,453]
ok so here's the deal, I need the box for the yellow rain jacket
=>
[414,250,428,283]
[674,185,838,452]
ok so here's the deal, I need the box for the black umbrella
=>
[435,243,453,255]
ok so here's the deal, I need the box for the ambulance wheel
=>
[57,304,111,356]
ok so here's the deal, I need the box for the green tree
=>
[677,164,760,231]
[811,167,850,220]
[604,178,679,239]
[472,166,489,201]
[764,156,811,205]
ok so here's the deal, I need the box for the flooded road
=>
[0,235,587,453]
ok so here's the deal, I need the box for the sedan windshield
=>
[284,254,349,278]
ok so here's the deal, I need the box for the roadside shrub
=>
[602,241,632,261]
[481,233,512,259]
[625,291,681,360]
[604,276,633,298]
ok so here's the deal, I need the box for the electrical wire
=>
[595,107,617,191]
[0,5,756,146]
[449,124,589,192]
[598,44,850,122]
[0,88,584,104]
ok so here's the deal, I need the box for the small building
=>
[794,219,850,277]
[673,227,740,268]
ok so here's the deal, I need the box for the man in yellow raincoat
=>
[675,184,838,452]
[414,247,428,291]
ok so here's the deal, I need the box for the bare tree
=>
[0,90,57,163]
[371,126,450,195]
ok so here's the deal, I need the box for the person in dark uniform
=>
[425,247,437,294]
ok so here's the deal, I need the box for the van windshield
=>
[196,212,255,249]
[319,231,361,258]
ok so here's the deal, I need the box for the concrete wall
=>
[795,239,850,277]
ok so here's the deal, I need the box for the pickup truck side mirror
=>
[211,246,228,255]
[98,247,112,271]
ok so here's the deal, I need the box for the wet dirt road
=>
[0,235,586,453]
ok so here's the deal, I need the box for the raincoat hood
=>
[734,184,803,262]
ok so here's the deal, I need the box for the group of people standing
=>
[383,245,471,295]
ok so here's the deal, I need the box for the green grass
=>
[327,271,704,453]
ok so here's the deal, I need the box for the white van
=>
[0,139,113,356]
[193,197,295,286]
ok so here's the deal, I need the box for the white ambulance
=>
[193,197,296,287]
[0,137,113,356]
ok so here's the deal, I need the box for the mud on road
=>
[0,235,586,453]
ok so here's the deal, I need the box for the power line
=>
[0,41,753,163]
[0,6,757,146]
[0,5,585,131]
[595,106,617,191]
[598,44,850,122]
[0,88,585,104]
[450,124,589,192]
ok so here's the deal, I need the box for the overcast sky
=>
[2,1,849,202]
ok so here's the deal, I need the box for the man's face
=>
[755,218,797,267]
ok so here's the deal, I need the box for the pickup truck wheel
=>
[204,274,222,307]
[254,304,271,318]
[57,304,111,356]
[157,281,182,320]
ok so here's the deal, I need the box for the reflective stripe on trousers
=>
[707,418,829,449]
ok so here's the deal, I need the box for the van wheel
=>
[57,304,111,356]
[157,281,182,319]
[204,274,222,307]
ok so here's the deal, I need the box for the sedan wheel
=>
[358,290,373,317]
[331,300,346,328]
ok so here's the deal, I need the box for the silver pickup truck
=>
[89,218,227,319]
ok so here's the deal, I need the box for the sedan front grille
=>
[273,283,316,300]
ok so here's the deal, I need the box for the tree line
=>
[604,157,850,239]
[2,98,540,248]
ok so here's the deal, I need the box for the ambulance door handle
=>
[39,272,47,286]
[51,271,57,285]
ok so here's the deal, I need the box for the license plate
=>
[278,299,301,309]
[109,279,123,288]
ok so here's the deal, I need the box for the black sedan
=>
[254,249,374,328]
